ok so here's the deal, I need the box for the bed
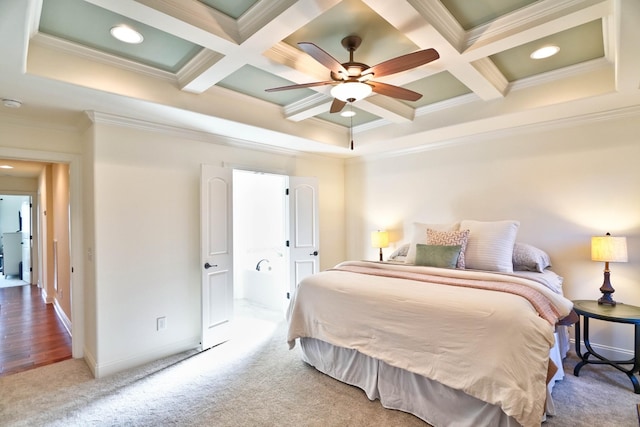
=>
[286,220,575,427]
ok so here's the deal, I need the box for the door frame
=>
[201,164,319,344]
[0,147,84,358]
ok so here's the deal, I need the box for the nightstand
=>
[573,299,640,393]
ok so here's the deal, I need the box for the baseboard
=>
[93,337,200,378]
[40,287,54,304]
[83,347,98,378]
[570,338,634,361]
[53,298,72,336]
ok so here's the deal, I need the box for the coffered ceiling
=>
[0,0,639,158]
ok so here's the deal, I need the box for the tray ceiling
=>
[0,0,639,158]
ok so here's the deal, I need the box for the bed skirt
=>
[299,327,569,427]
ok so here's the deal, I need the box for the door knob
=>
[204,262,217,269]
[309,251,318,256]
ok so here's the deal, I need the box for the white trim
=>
[352,103,640,162]
[510,57,610,91]
[466,0,607,47]
[0,146,84,359]
[93,337,200,378]
[31,33,178,81]
[571,337,634,361]
[84,110,307,157]
[53,297,72,336]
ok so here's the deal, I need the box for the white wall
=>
[346,112,640,357]
[89,119,345,376]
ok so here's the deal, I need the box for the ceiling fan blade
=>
[298,42,348,76]
[265,81,335,92]
[329,98,347,113]
[370,81,423,101]
[363,48,439,78]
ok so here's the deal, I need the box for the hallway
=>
[0,283,72,376]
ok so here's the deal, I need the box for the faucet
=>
[256,259,271,271]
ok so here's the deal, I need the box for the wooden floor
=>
[0,284,72,376]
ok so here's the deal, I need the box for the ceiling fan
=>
[265,35,439,113]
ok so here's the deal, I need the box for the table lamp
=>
[591,232,628,305]
[371,230,389,262]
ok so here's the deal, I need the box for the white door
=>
[200,165,234,350]
[20,199,31,283]
[288,176,319,298]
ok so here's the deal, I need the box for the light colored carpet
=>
[1,307,639,426]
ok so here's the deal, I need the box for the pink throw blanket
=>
[331,264,563,325]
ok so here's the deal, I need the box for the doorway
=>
[0,194,32,288]
[232,170,288,315]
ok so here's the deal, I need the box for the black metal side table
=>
[573,299,640,393]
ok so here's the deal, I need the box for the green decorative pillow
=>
[415,244,462,269]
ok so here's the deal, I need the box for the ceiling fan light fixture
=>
[331,82,372,102]
[341,110,356,117]
[530,45,559,59]
[110,25,144,44]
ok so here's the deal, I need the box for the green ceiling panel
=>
[400,72,471,108]
[198,0,259,19]
[283,0,419,68]
[216,65,316,106]
[441,0,538,30]
[39,0,203,73]
[316,105,379,127]
[490,19,604,82]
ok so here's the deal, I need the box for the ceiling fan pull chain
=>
[349,105,354,150]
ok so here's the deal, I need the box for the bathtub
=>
[242,269,285,311]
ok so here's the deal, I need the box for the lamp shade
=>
[371,230,389,249]
[331,82,372,102]
[591,234,628,262]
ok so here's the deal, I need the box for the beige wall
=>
[52,163,71,318]
[87,119,345,376]
[346,112,640,357]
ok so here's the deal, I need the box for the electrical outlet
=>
[157,316,167,331]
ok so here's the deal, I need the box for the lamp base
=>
[597,293,617,306]
[598,269,617,306]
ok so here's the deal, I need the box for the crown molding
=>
[177,48,225,89]
[408,0,466,51]
[85,110,308,157]
[237,0,297,41]
[135,0,240,44]
[31,33,176,82]
[510,57,610,91]
[355,103,640,163]
[466,0,608,49]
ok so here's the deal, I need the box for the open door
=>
[288,176,319,297]
[200,165,234,350]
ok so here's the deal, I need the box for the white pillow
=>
[460,220,520,272]
[405,221,459,264]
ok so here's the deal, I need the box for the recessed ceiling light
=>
[530,45,560,59]
[0,165,14,169]
[2,98,22,108]
[341,110,356,117]
[110,25,144,44]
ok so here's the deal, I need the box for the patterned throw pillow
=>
[426,228,470,269]
[512,242,551,272]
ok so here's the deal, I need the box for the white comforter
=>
[287,261,574,427]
